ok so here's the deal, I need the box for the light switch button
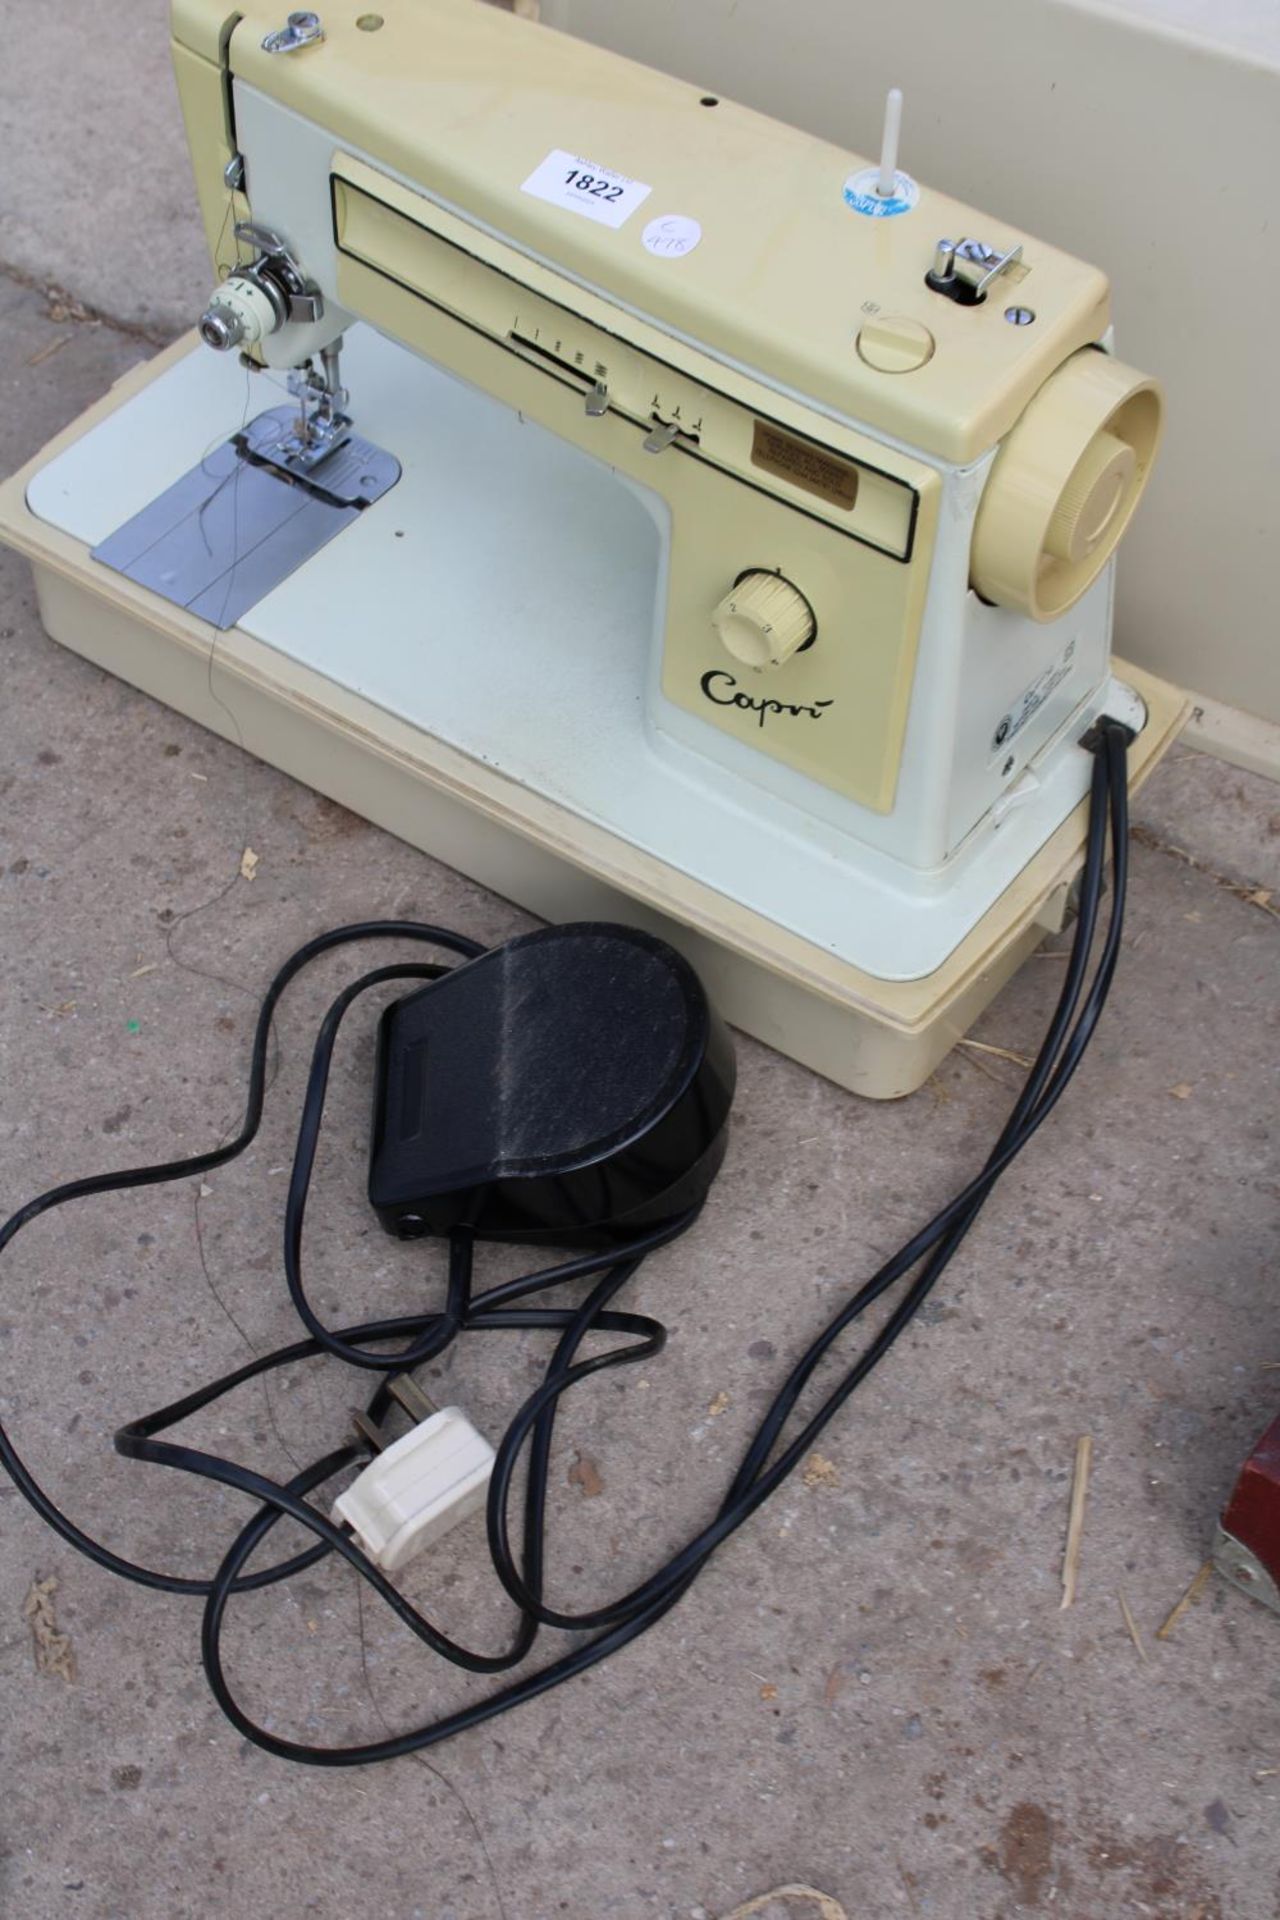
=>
[855,315,935,373]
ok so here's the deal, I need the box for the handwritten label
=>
[642,214,702,258]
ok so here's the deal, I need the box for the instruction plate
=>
[521,149,652,229]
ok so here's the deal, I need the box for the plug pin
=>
[351,1408,388,1454]
[387,1373,436,1423]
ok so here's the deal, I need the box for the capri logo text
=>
[700,669,834,729]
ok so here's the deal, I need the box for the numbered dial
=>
[712,572,816,671]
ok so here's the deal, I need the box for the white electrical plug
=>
[333,1401,495,1573]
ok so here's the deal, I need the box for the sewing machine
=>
[0,0,1187,1093]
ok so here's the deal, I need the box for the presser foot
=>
[231,405,388,504]
[252,350,355,475]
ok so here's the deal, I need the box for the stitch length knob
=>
[712,572,816,672]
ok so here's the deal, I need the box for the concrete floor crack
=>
[1130,821,1279,917]
[1,255,173,351]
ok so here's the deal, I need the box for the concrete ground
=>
[2,9,1279,1919]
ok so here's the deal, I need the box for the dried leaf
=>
[759,1682,778,1702]
[567,1451,604,1498]
[239,846,260,882]
[802,1452,839,1490]
[1169,1083,1193,1100]
[23,1575,76,1682]
[708,1390,730,1417]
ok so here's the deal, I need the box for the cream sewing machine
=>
[0,0,1187,1093]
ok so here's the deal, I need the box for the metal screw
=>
[1005,305,1036,326]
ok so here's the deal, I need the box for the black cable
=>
[0,722,1133,1766]
[0,922,479,1593]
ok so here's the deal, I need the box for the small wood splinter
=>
[1060,1434,1093,1609]
[1119,1589,1148,1663]
[1156,1559,1214,1641]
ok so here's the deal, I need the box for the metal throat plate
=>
[90,406,400,630]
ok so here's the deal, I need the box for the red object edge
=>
[1221,1413,1280,1584]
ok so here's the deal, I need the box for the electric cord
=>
[0,720,1133,1766]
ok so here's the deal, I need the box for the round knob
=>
[198,275,283,353]
[712,572,816,671]
[970,349,1162,621]
[1045,429,1135,564]
[198,304,245,351]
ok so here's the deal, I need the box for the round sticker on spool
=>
[842,167,919,217]
[642,214,703,258]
